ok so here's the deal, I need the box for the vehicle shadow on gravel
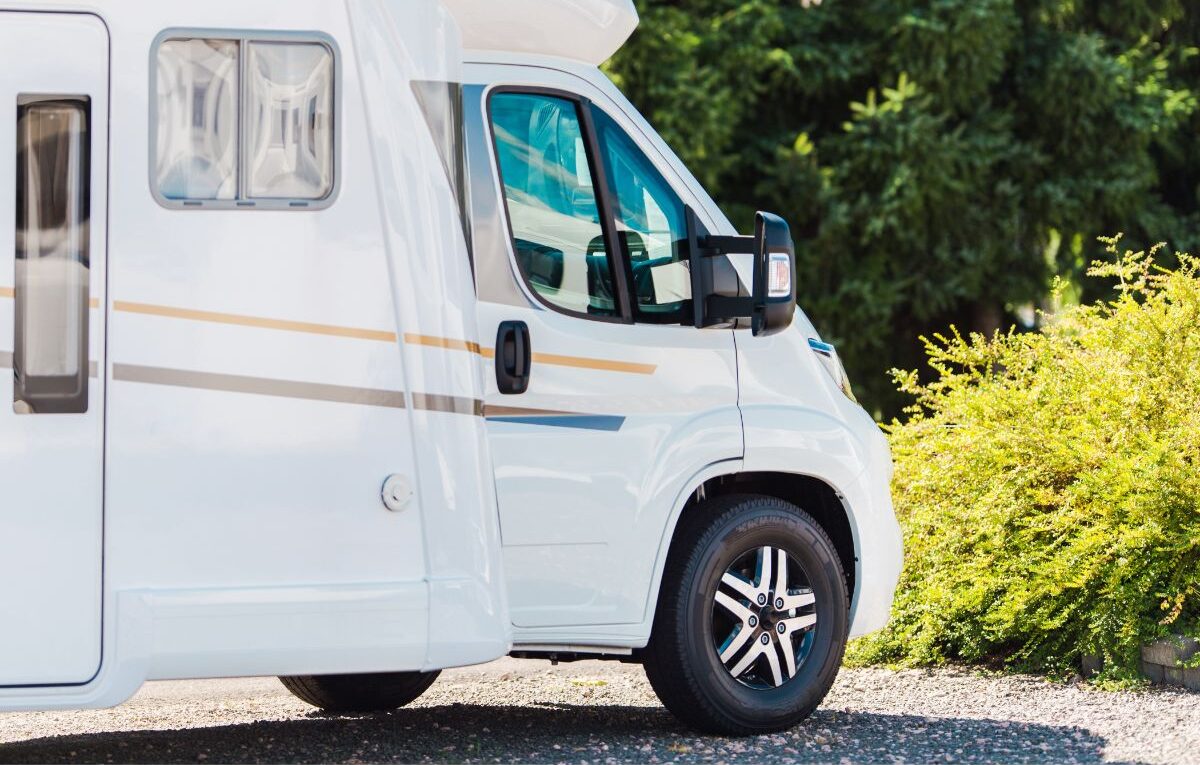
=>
[0,703,1138,764]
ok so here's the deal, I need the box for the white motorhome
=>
[0,0,902,735]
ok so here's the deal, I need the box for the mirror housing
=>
[686,208,797,336]
[750,212,797,336]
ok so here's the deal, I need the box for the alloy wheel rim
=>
[710,545,817,690]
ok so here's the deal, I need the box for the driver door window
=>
[594,109,691,324]
[490,92,617,318]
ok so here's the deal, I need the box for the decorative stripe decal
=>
[482,405,577,418]
[404,333,483,355]
[113,364,409,409]
[6,295,655,376]
[531,351,655,375]
[6,353,616,424]
[486,414,626,431]
[405,332,656,375]
[0,351,99,379]
[110,363,485,414]
[483,405,625,431]
[114,301,398,343]
[1,286,98,309]
[411,392,484,416]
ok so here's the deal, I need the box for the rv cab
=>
[0,0,902,735]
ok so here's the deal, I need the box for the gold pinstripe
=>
[1,286,99,308]
[404,333,483,355]
[114,301,398,343]
[405,332,656,375]
[2,290,657,375]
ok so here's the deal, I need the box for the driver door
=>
[467,65,742,631]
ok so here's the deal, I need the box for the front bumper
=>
[843,425,903,638]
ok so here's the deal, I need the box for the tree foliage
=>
[845,239,1200,679]
[606,0,1200,415]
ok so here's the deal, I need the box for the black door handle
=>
[495,320,531,395]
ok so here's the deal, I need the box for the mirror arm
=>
[684,206,757,328]
[693,235,756,326]
[705,295,756,323]
[698,235,755,256]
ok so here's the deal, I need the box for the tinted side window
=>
[490,92,617,317]
[594,109,690,323]
[14,98,91,414]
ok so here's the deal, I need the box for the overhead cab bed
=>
[442,0,637,65]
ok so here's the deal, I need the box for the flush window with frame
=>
[153,33,336,209]
[488,89,693,324]
[14,97,91,414]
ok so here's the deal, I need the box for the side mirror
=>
[686,208,798,337]
[750,212,797,337]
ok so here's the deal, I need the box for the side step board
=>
[509,644,636,664]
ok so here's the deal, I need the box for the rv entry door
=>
[0,12,108,686]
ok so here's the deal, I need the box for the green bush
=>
[847,237,1200,680]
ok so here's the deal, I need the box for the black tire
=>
[279,671,440,713]
[642,494,849,735]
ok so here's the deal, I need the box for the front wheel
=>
[642,494,849,735]
[279,671,440,713]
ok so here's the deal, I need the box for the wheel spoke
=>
[779,589,816,611]
[780,631,798,680]
[714,589,753,622]
[762,637,784,687]
[718,624,755,663]
[728,639,764,679]
[756,546,773,593]
[720,571,757,602]
[782,613,817,632]
[773,548,788,601]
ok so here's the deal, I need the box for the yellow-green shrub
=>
[848,238,1200,679]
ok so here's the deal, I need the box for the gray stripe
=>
[412,392,484,416]
[113,364,408,409]
[0,352,97,379]
[482,404,575,418]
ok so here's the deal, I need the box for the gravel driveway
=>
[1,658,1196,764]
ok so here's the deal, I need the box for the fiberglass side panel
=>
[103,0,431,678]
[347,0,511,668]
[0,10,108,687]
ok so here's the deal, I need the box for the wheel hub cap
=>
[711,545,817,690]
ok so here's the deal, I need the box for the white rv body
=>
[0,0,902,718]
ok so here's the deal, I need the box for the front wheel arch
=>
[668,472,857,607]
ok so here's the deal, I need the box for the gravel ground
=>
[1,658,1197,764]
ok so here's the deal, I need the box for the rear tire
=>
[642,494,849,735]
[279,671,440,713]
